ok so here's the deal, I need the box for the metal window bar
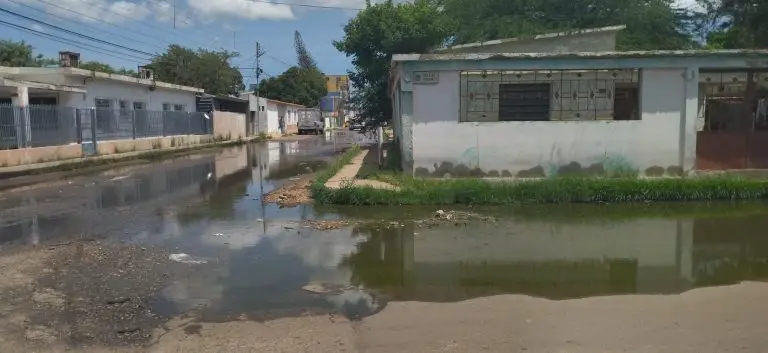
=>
[459,69,640,122]
[699,70,768,132]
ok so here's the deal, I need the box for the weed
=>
[314,172,768,206]
[151,139,162,150]
[171,138,177,148]
[258,132,269,140]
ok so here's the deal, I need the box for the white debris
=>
[169,253,207,264]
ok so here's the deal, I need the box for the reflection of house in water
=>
[345,216,768,301]
[0,147,254,246]
[248,141,314,180]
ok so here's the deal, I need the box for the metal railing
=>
[0,105,211,150]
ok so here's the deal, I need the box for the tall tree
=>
[334,0,448,127]
[258,66,327,107]
[695,0,768,49]
[148,45,244,95]
[294,31,318,71]
[438,0,696,50]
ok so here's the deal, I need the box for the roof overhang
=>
[0,66,203,93]
[394,49,768,63]
[0,77,87,93]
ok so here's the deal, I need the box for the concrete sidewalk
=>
[324,149,398,190]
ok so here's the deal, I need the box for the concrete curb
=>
[0,137,268,176]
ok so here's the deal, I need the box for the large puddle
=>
[2,137,768,324]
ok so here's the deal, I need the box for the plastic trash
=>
[169,253,207,264]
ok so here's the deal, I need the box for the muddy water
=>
[2,135,768,339]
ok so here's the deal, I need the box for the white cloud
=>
[186,0,294,20]
[30,23,45,33]
[15,0,151,24]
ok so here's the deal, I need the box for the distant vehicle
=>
[297,108,324,135]
[349,121,364,131]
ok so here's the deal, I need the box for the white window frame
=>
[133,101,146,110]
[162,103,171,111]
[173,104,185,111]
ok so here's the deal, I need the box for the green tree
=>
[79,60,116,73]
[0,40,43,66]
[695,0,768,49]
[258,66,327,107]
[439,0,696,50]
[334,0,448,127]
[148,45,244,95]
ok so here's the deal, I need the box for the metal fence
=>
[0,105,211,150]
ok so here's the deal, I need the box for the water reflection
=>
[0,141,325,247]
[341,213,768,301]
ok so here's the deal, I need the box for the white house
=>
[389,28,768,177]
[1,61,203,150]
[0,66,200,111]
[239,92,305,138]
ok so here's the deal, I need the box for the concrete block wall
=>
[213,111,246,140]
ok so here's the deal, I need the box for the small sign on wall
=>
[413,71,439,84]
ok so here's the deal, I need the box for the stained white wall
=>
[409,68,698,177]
[35,77,196,111]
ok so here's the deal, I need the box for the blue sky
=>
[1,0,366,87]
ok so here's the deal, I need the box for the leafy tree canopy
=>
[334,0,448,127]
[258,66,327,108]
[147,45,244,95]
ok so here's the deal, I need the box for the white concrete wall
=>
[266,101,280,134]
[409,68,697,177]
[81,79,196,111]
[11,75,195,111]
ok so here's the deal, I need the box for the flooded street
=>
[2,134,768,352]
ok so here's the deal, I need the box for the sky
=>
[2,0,703,87]
[1,0,371,87]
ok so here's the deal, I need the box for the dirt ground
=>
[263,175,314,208]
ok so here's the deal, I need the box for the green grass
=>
[315,174,768,205]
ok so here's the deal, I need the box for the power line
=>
[245,0,364,10]
[0,20,149,63]
[69,0,217,51]
[265,54,294,68]
[0,6,157,58]
[8,0,167,52]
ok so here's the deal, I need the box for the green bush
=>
[315,175,768,206]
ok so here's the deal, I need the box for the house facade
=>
[1,66,203,150]
[239,93,305,138]
[390,51,768,177]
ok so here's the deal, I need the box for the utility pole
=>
[173,5,176,29]
[254,41,265,136]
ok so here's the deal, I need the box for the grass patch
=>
[310,145,361,203]
[315,174,768,205]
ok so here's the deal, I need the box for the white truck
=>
[297,108,324,135]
